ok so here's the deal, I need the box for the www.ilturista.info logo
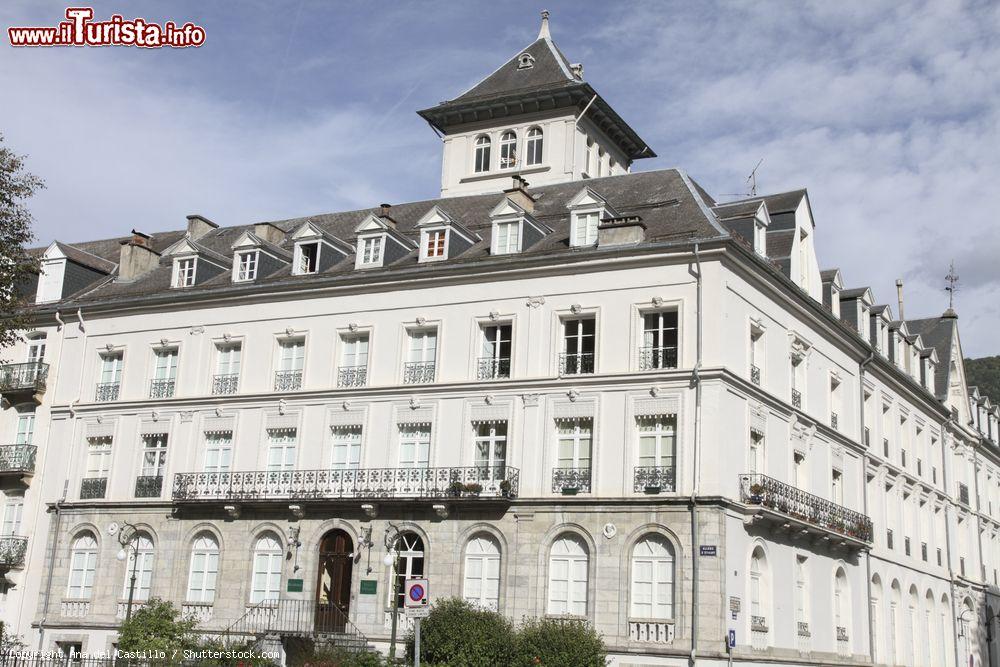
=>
[8,7,206,48]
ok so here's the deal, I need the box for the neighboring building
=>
[1,12,997,667]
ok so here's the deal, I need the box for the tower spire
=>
[538,10,551,40]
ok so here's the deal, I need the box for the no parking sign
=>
[405,578,430,617]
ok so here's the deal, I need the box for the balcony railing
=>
[739,473,873,544]
[551,467,591,494]
[228,599,370,651]
[477,357,511,380]
[831,412,839,430]
[0,362,48,400]
[638,346,677,371]
[337,365,368,388]
[558,352,594,376]
[149,378,175,399]
[80,477,108,499]
[0,445,37,475]
[403,361,436,384]
[173,466,519,503]
[274,370,303,392]
[959,483,970,506]
[791,389,802,409]
[212,374,239,395]
[0,536,28,569]
[95,382,120,402]
[134,475,164,498]
[750,365,761,386]
[634,464,676,493]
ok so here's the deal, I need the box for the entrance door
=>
[316,530,353,633]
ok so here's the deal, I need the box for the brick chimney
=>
[597,215,646,247]
[503,176,535,213]
[253,222,285,246]
[377,203,397,229]
[119,229,160,281]
[186,214,218,240]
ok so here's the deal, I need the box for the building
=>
[2,11,999,667]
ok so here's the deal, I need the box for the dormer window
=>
[415,206,479,263]
[573,212,600,246]
[425,230,446,259]
[172,257,196,288]
[360,237,383,266]
[295,242,319,274]
[517,52,535,69]
[475,136,491,173]
[567,187,615,248]
[525,128,543,166]
[235,251,258,282]
[499,131,517,170]
[495,221,520,254]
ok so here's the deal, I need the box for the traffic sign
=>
[405,578,429,608]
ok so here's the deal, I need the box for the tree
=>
[116,598,199,655]
[0,133,43,361]
[965,356,1000,405]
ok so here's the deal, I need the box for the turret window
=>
[526,127,543,166]
[474,136,491,173]
[499,131,517,170]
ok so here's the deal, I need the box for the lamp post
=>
[116,521,141,623]
[383,522,403,662]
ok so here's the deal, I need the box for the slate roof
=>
[905,315,957,400]
[712,200,761,220]
[51,241,119,273]
[716,189,806,216]
[452,37,577,103]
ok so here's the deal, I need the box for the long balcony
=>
[80,477,108,499]
[634,464,675,493]
[0,445,37,479]
[274,370,303,392]
[558,352,594,376]
[212,374,239,395]
[739,473,873,550]
[552,467,591,494]
[149,378,175,399]
[337,365,367,388]
[638,346,677,371]
[0,362,49,404]
[477,357,510,380]
[172,466,519,504]
[0,536,28,571]
[403,361,435,384]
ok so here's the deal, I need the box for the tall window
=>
[389,532,425,608]
[750,325,764,382]
[15,410,35,444]
[279,339,304,372]
[236,251,258,281]
[494,221,520,254]
[425,230,446,259]
[100,351,123,384]
[463,535,501,611]
[794,556,809,631]
[871,577,883,662]
[479,323,512,379]
[637,416,675,469]
[474,422,507,474]
[122,532,154,601]
[573,211,600,246]
[405,328,437,383]
[630,535,675,620]
[499,131,517,169]
[749,430,764,475]
[186,534,220,603]
[250,533,283,603]
[548,535,588,616]
[398,425,430,468]
[140,434,168,477]
[331,426,362,470]
[295,242,319,274]
[341,334,369,370]
[750,547,769,629]
[203,432,233,474]
[216,343,242,377]
[831,469,843,504]
[525,127,543,166]
[1,494,23,535]
[173,258,196,287]
[27,337,46,363]
[562,317,595,374]
[556,418,592,471]
[266,428,297,471]
[153,348,178,381]
[834,568,849,635]
[86,436,112,479]
[67,533,98,599]
[641,311,678,369]
[474,136,491,173]
[793,452,807,490]
[360,237,383,266]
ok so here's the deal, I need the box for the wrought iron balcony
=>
[274,370,303,392]
[634,464,676,493]
[750,364,761,386]
[0,362,48,402]
[172,465,519,503]
[134,475,163,498]
[95,382,120,402]
[638,346,677,371]
[0,536,28,570]
[80,477,108,499]
[558,352,594,376]
[750,615,768,632]
[337,365,367,388]
[959,483,970,506]
[212,374,239,395]
[551,467,591,494]
[229,599,370,651]
[477,357,511,380]
[831,412,839,430]
[791,389,802,409]
[149,379,175,399]
[739,473,873,547]
[403,361,435,384]
[0,445,36,477]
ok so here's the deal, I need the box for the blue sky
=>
[2,0,998,356]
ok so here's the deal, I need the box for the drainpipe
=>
[859,348,875,663]
[54,311,65,330]
[75,308,86,333]
[690,243,703,666]
[37,481,68,651]
[943,420,961,667]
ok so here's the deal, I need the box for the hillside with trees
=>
[966,356,1000,403]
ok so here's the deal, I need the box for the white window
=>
[586,137,596,175]
[236,251,258,281]
[67,533,98,599]
[630,535,675,620]
[750,547,769,629]
[122,533,154,601]
[279,339,305,371]
[1,495,24,535]
[86,436,112,478]
[203,432,233,474]
[15,411,35,444]
[637,416,675,468]
[641,311,678,369]
[474,136,491,173]
[794,556,809,629]
[214,343,241,394]
[479,324,512,379]
[27,338,46,363]
[475,422,507,472]
[793,452,807,490]
[499,131,517,169]
[749,430,765,475]
[331,426,362,470]
[407,329,437,363]
[494,221,520,254]
[294,242,319,275]
[525,127,543,166]
[173,257,196,288]
[556,418,592,471]
[389,532,425,608]
[250,533,283,603]
[831,469,843,504]
[834,568,849,634]
[153,348,178,381]
[398,425,430,468]
[341,334,369,369]
[266,428,297,471]
[140,433,168,477]
[425,229,446,259]
[463,535,501,611]
[562,317,595,374]
[572,211,600,246]
[186,533,220,603]
[547,535,588,616]
[100,352,123,384]
[360,236,383,266]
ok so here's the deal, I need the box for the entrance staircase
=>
[222,599,376,655]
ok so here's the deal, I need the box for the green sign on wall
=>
[360,580,378,595]
[286,578,304,593]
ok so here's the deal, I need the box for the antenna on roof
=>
[538,10,551,40]
[945,260,960,309]
[747,158,764,197]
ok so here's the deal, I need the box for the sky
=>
[1,0,998,356]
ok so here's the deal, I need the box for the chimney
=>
[896,279,905,320]
[570,63,584,79]
[118,233,160,281]
[253,222,285,246]
[130,229,151,246]
[597,215,646,247]
[376,203,397,229]
[186,214,218,240]
[503,176,535,213]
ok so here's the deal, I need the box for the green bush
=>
[285,637,384,667]
[405,597,517,667]
[116,598,199,654]
[513,617,607,667]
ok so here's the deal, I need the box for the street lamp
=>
[115,520,141,623]
[383,522,403,661]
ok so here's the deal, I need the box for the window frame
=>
[525,127,543,166]
[629,534,675,621]
[67,533,98,599]
[172,256,197,288]
[547,534,589,617]
[250,533,283,603]
[234,250,259,282]
[498,131,517,170]
[463,535,501,611]
[357,235,384,268]
[474,135,492,173]
[570,209,601,247]
[186,533,220,603]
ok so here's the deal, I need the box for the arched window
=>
[870,575,883,663]
[67,533,98,599]
[389,532,425,608]
[925,591,937,667]
[499,131,517,169]
[474,136,491,173]
[547,535,588,616]
[630,535,674,620]
[525,128,543,166]
[250,533,283,603]
[186,533,220,603]
[463,535,500,610]
[749,546,770,648]
[122,532,154,601]
[834,568,850,651]
[908,586,920,667]
[794,556,809,638]
[941,594,953,667]
[889,580,902,664]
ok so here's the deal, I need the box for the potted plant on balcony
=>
[499,479,512,497]
[464,482,483,496]
[448,481,464,497]
[749,483,765,504]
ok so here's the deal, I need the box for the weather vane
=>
[945,261,959,309]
